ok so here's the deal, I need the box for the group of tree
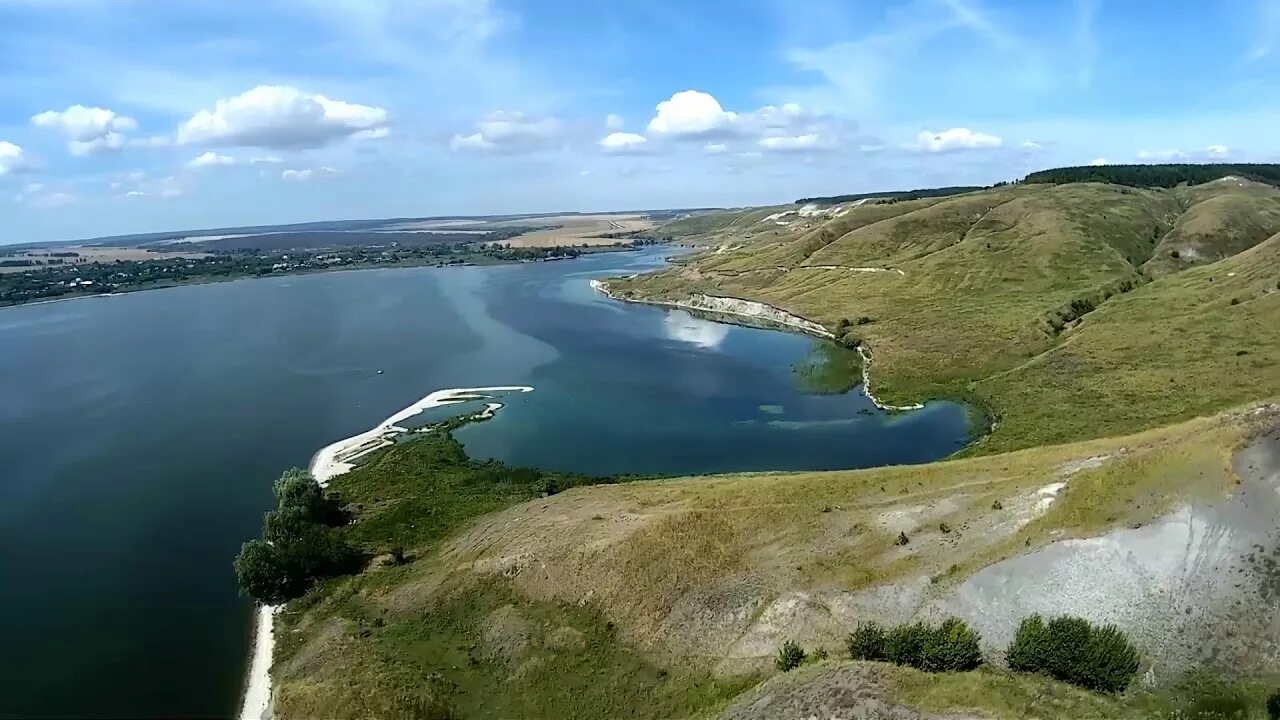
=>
[233,468,360,604]
[845,617,983,673]
[1023,163,1280,188]
[777,613,1144,696]
[795,185,984,206]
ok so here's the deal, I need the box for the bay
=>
[0,248,970,717]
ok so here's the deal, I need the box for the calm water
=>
[0,248,971,718]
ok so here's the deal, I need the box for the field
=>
[0,245,208,273]
[497,214,656,247]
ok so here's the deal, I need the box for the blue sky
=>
[2,0,1280,244]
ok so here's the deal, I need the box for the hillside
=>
[260,174,1280,719]
[609,180,1280,453]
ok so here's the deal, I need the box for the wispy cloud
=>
[1250,0,1280,61]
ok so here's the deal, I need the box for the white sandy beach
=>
[237,385,533,720]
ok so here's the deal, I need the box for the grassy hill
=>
[609,179,1280,453]
[261,170,1280,719]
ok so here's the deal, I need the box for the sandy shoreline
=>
[237,385,533,720]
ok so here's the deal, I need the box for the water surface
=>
[0,248,969,718]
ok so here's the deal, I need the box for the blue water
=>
[0,248,970,718]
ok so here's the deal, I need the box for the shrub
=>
[885,622,929,668]
[776,640,806,672]
[921,617,983,672]
[895,531,910,546]
[1006,615,1141,694]
[1006,615,1051,673]
[1077,624,1141,693]
[1267,689,1280,720]
[847,622,888,661]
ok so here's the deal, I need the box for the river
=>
[0,247,971,717]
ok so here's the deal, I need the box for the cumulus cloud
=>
[0,141,28,175]
[907,128,1003,152]
[1020,140,1045,150]
[177,86,388,149]
[449,111,561,153]
[1206,144,1230,156]
[599,132,648,154]
[31,104,138,156]
[187,151,236,168]
[647,90,738,137]
[605,113,624,130]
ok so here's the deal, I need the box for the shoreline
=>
[589,279,925,412]
[237,385,534,720]
[1,246,641,313]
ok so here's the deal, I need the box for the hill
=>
[256,175,1280,719]
[608,180,1280,453]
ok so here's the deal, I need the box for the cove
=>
[0,247,971,718]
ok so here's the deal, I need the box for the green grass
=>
[272,432,753,720]
[619,181,1280,455]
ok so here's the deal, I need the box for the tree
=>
[273,468,328,522]
[1267,689,1280,720]
[885,622,929,668]
[234,540,299,605]
[1005,615,1141,694]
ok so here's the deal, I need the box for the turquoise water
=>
[0,248,971,717]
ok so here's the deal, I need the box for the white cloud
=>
[187,151,236,168]
[599,132,648,154]
[177,85,388,149]
[281,167,339,181]
[703,142,728,155]
[14,181,76,209]
[352,127,390,141]
[31,104,137,156]
[1206,144,1230,156]
[1137,148,1185,161]
[758,133,833,152]
[1089,157,1109,166]
[907,127,1003,152]
[605,113,625,131]
[1020,140,1044,150]
[449,111,560,153]
[647,90,738,137]
[250,155,283,164]
[0,141,28,175]
[859,143,885,153]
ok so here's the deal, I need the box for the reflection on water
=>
[663,309,731,349]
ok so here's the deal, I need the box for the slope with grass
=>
[608,180,1280,453]
[264,172,1280,719]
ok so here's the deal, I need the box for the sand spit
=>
[309,386,534,486]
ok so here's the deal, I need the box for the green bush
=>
[921,617,983,672]
[847,622,888,661]
[1267,689,1280,720]
[236,468,360,604]
[885,622,929,668]
[1006,615,1141,694]
[776,640,806,672]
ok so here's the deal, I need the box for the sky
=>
[3,0,1280,244]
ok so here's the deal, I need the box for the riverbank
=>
[0,245,638,311]
[590,278,931,412]
[238,386,534,720]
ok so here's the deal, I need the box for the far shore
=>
[0,244,641,312]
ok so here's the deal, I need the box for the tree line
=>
[1023,163,1280,188]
